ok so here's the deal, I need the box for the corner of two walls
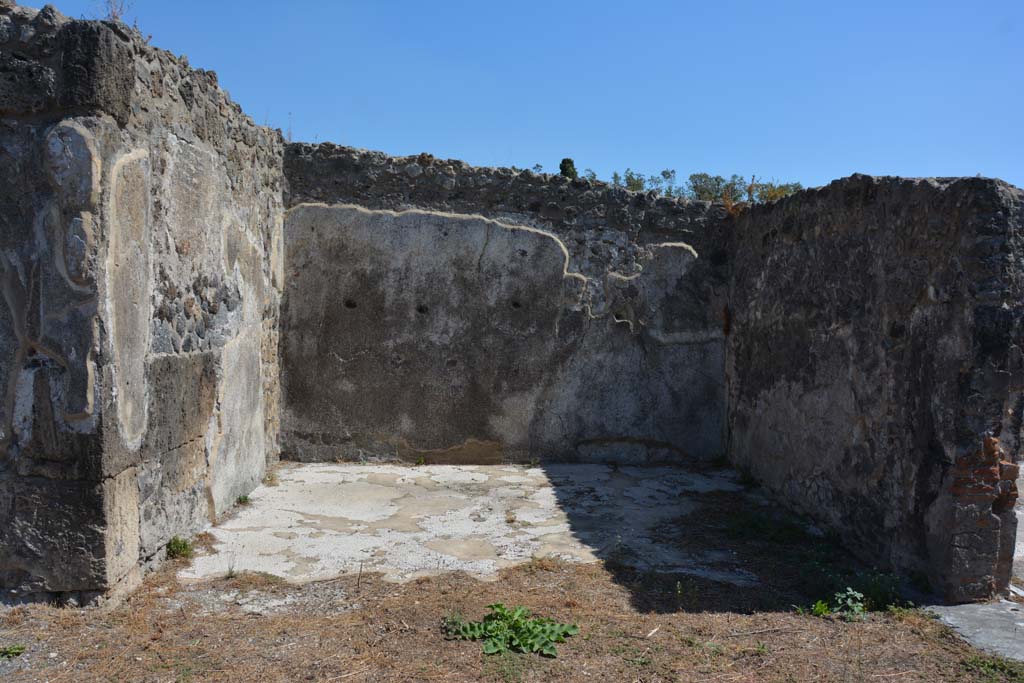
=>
[0,5,282,601]
[278,148,1021,602]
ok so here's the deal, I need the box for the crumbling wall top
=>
[285,143,732,277]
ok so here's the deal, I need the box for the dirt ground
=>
[1,561,1020,683]
[2,470,1022,683]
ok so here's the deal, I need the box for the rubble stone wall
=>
[727,175,1023,601]
[0,2,282,601]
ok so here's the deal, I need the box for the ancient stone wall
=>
[2,2,1021,606]
[282,150,1022,600]
[727,175,1023,601]
[0,3,283,601]
[281,146,730,463]
[284,144,732,279]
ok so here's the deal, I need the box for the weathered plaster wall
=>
[0,3,283,601]
[728,175,1023,602]
[284,144,732,281]
[283,205,723,463]
[281,146,730,464]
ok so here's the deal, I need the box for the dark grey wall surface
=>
[727,174,1023,601]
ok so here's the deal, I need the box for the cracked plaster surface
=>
[180,463,756,587]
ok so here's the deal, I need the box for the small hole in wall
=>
[511,301,522,310]
[344,299,357,309]
[416,304,429,315]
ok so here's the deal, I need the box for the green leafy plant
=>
[798,556,907,613]
[811,599,831,617]
[0,644,26,659]
[236,494,251,506]
[444,603,579,657]
[832,587,866,620]
[166,536,194,559]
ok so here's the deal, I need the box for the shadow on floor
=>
[542,461,911,615]
[185,460,914,618]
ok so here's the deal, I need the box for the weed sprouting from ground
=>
[236,494,251,506]
[166,536,194,560]
[802,562,906,614]
[811,599,831,616]
[832,588,866,621]
[961,654,1024,682]
[0,644,26,659]
[444,603,579,657]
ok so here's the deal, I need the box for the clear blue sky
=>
[32,0,1024,188]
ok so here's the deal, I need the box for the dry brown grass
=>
[221,571,289,592]
[1,478,1015,682]
[192,532,218,554]
[521,555,561,574]
[0,557,1011,683]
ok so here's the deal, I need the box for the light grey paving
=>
[930,600,1024,662]
[180,463,754,586]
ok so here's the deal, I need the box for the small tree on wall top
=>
[559,158,578,180]
[98,0,132,22]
